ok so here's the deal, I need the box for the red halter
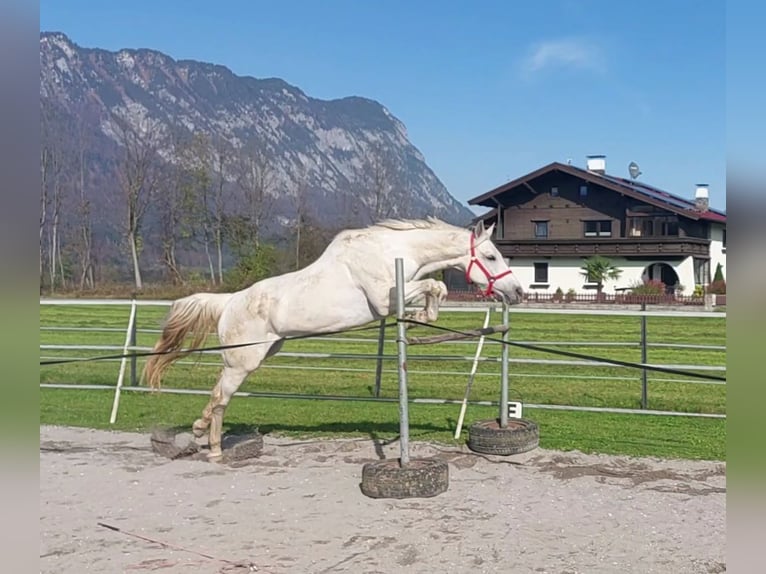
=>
[465,233,513,297]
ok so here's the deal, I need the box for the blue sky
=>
[40,0,726,212]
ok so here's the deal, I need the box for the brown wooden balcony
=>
[494,237,711,259]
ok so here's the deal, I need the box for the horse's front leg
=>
[402,278,448,324]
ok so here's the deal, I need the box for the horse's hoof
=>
[207,451,223,462]
[192,420,208,438]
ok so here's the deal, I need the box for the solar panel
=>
[599,174,695,211]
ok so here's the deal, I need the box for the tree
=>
[210,137,233,285]
[287,165,314,270]
[233,139,275,252]
[580,256,622,299]
[113,118,164,291]
[367,144,393,222]
[713,262,724,282]
[70,102,96,290]
[159,131,216,285]
[40,103,53,289]
[40,100,69,292]
[362,143,410,223]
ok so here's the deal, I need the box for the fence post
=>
[395,258,410,466]
[110,299,138,424]
[499,303,510,427]
[640,302,648,409]
[130,302,138,386]
[373,318,386,397]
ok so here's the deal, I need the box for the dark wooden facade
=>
[470,163,724,260]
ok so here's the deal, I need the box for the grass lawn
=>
[40,302,726,461]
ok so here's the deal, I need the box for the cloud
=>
[520,37,606,77]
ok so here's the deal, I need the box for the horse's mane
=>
[369,217,458,232]
[330,217,466,245]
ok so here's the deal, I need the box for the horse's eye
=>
[486,254,496,261]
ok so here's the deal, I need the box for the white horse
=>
[144,218,523,459]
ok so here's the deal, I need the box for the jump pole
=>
[453,307,492,439]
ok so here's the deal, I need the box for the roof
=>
[468,162,726,224]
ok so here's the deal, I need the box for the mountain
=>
[39,31,474,242]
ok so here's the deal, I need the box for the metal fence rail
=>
[40,298,726,419]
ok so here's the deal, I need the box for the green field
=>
[40,302,726,460]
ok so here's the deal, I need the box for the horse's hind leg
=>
[194,340,283,460]
[192,372,228,439]
[198,365,249,460]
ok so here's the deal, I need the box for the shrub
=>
[552,287,564,302]
[708,279,726,294]
[629,279,666,296]
[565,288,576,302]
[713,263,724,282]
[223,245,277,291]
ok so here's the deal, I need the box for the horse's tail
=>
[143,292,233,390]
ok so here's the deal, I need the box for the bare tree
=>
[40,104,51,288]
[233,139,275,251]
[40,100,68,292]
[168,133,233,286]
[155,131,212,285]
[288,166,311,270]
[71,103,95,290]
[113,118,164,291]
[210,137,233,284]
[363,143,400,223]
[156,160,186,284]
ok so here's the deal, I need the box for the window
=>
[629,216,676,237]
[584,220,612,237]
[551,186,559,197]
[659,217,679,236]
[694,258,710,286]
[533,221,549,238]
[579,185,588,197]
[628,217,650,237]
[534,262,549,284]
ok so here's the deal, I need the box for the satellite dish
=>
[628,161,642,180]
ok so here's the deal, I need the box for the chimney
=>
[586,155,606,175]
[695,184,709,211]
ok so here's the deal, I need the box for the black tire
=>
[467,418,539,455]
[221,433,264,462]
[360,458,449,499]
[150,427,200,460]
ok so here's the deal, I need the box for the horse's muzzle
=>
[498,286,525,305]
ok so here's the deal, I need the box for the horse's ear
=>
[473,220,486,238]
[486,223,496,238]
